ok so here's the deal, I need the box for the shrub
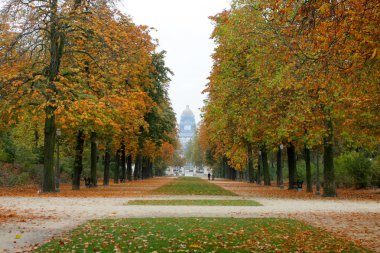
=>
[8,172,31,186]
[335,152,375,189]
[370,157,380,187]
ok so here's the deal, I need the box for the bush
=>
[0,131,16,163]
[0,163,36,187]
[26,164,44,184]
[370,157,380,187]
[335,152,376,189]
[8,172,30,186]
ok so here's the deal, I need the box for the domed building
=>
[167,105,206,176]
[179,105,196,150]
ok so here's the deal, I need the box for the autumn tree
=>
[201,0,379,196]
[136,51,177,180]
[0,0,177,191]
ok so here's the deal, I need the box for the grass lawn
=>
[127,199,262,206]
[35,218,370,253]
[152,177,236,196]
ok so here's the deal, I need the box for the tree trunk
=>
[247,143,254,183]
[103,148,110,186]
[42,107,56,192]
[133,157,138,180]
[55,132,60,191]
[231,167,236,181]
[90,132,97,187]
[305,146,312,192]
[141,157,147,179]
[257,153,261,185]
[145,158,152,179]
[323,119,336,197]
[120,143,126,182]
[221,157,226,179]
[72,129,84,190]
[316,150,321,195]
[287,142,297,189]
[276,146,283,187]
[139,154,143,180]
[149,160,153,178]
[127,155,132,181]
[262,148,270,186]
[113,150,120,184]
[42,0,62,192]
[222,156,227,179]
[134,154,142,180]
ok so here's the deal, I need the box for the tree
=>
[201,0,379,196]
[1,0,177,191]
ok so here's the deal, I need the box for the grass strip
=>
[152,177,237,196]
[35,218,371,253]
[127,199,262,206]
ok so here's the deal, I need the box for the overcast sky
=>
[119,0,231,124]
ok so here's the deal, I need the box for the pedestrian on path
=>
[208,173,211,180]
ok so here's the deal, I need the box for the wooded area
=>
[192,0,379,197]
[0,0,178,192]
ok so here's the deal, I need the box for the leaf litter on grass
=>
[35,218,371,253]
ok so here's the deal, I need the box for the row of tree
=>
[0,0,178,192]
[199,0,379,196]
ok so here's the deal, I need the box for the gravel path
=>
[1,196,379,252]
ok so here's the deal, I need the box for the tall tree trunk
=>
[231,167,236,181]
[72,129,84,190]
[90,132,97,187]
[134,154,142,180]
[133,157,138,180]
[262,147,270,186]
[120,143,126,182]
[141,157,147,179]
[323,119,336,197]
[305,146,312,192]
[247,143,254,183]
[257,153,261,185]
[223,156,228,179]
[276,146,283,187]
[149,160,153,178]
[113,150,120,184]
[127,155,132,181]
[139,154,143,180]
[103,148,110,186]
[43,108,56,192]
[287,142,297,189]
[55,132,60,191]
[316,150,321,195]
[221,157,226,179]
[146,159,153,178]
[42,0,63,192]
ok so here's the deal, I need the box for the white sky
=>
[119,0,231,124]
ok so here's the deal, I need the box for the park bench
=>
[296,179,304,191]
[84,177,91,188]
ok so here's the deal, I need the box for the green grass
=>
[127,199,262,206]
[35,218,371,253]
[153,177,237,196]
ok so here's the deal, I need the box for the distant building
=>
[179,105,196,150]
